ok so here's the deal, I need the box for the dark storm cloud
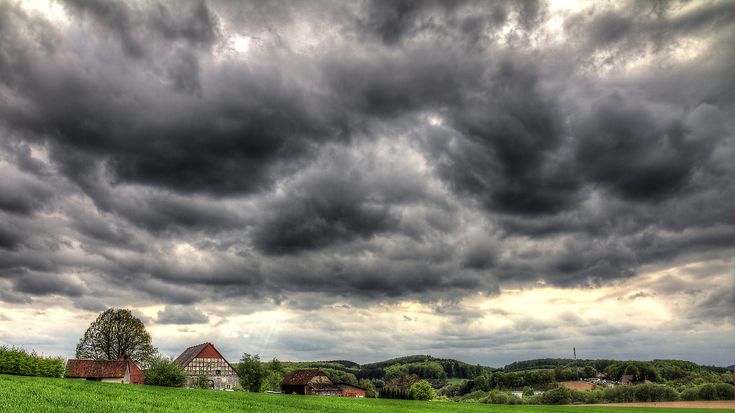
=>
[252,153,412,255]
[12,271,87,297]
[156,305,209,324]
[0,0,732,312]
[0,167,54,215]
[573,93,712,201]
[63,0,219,57]
[429,59,579,216]
[0,224,26,251]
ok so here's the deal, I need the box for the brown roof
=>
[336,383,367,391]
[174,343,209,368]
[281,369,329,385]
[66,359,129,378]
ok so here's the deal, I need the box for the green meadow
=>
[1,375,732,413]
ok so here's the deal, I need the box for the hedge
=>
[0,346,65,378]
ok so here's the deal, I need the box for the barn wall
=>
[340,386,366,398]
[183,355,239,390]
[101,378,124,384]
[128,361,145,384]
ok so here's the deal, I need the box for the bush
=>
[633,384,679,402]
[0,346,65,378]
[522,386,535,398]
[410,380,436,401]
[144,357,186,387]
[602,385,636,402]
[714,383,735,400]
[540,387,574,404]
[680,387,699,401]
[584,389,604,404]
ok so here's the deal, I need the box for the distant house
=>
[65,355,144,384]
[280,369,366,397]
[174,342,239,390]
[338,383,367,398]
[620,374,634,384]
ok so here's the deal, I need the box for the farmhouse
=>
[174,342,239,390]
[280,369,366,397]
[339,383,367,398]
[65,355,144,384]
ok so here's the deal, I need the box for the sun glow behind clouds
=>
[232,35,251,54]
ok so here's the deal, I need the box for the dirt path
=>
[572,401,735,409]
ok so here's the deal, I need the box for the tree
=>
[624,365,640,381]
[237,353,264,392]
[410,380,435,400]
[359,378,377,398]
[386,372,419,391]
[342,372,358,386]
[145,356,186,387]
[260,370,284,392]
[75,308,156,366]
[522,386,535,398]
[266,357,283,374]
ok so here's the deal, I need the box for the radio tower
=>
[573,347,579,380]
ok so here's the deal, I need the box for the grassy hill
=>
[1,374,732,413]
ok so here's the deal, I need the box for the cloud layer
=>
[0,0,732,365]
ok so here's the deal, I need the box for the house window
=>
[215,369,221,376]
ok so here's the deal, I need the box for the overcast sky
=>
[0,0,733,367]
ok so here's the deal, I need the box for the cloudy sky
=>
[0,0,733,367]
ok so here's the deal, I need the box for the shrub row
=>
[460,383,735,405]
[0,346,65,378]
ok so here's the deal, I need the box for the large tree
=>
[237,353,264,392]
[75,308,156,365]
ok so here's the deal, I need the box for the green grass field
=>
[0,374,731,413]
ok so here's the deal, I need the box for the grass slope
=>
[1,375,731,413]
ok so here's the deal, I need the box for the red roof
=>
[281,369,329,385]
[66,359,129,378]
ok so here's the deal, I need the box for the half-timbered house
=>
[174,342,239,390]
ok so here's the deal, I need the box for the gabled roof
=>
[173,342,239,377]
[174,343,210,368]
[281,369,330,385]
[336,382,367,390]
[66,359,129,378]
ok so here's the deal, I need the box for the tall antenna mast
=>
[573,347,579,380]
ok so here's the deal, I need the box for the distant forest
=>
[273,355,732,393]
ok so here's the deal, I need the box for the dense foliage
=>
[144,357,186,387]
[410,380,436,400]
[448,382,735,405]
[0,346,65,378]
[75,308,156,366]
[358,355,489,380]
[237,353,264,392]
